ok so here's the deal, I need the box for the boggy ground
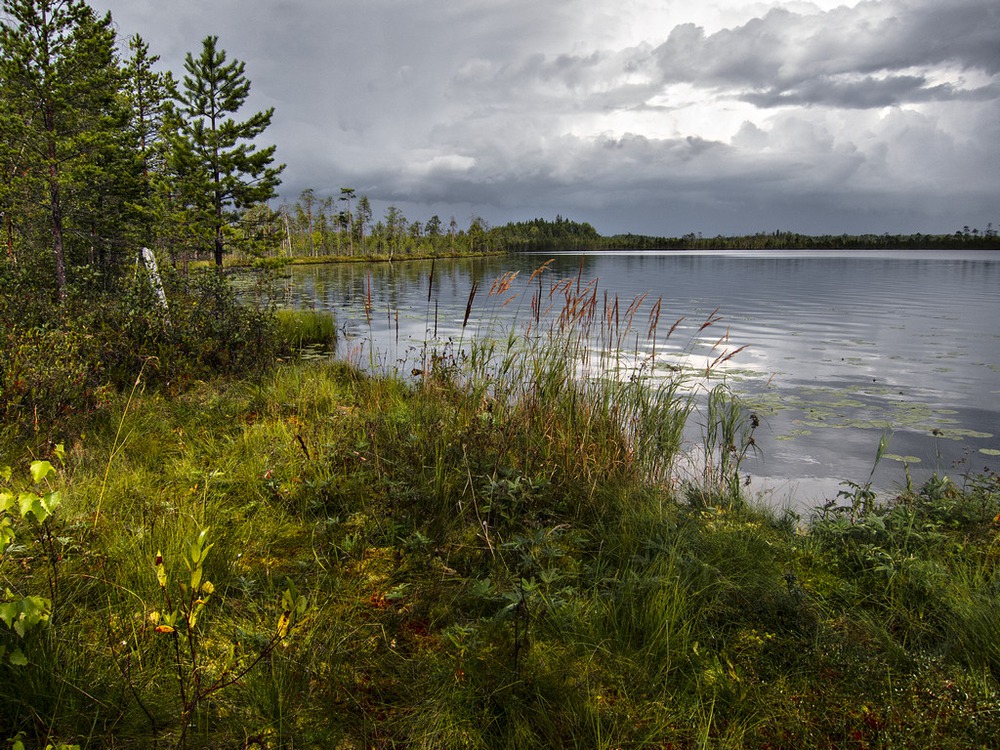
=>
[1,354,999,749]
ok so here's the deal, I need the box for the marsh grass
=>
[1,264,998,748]
[274,308,337,354]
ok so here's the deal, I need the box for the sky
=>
[88,0,1000,236]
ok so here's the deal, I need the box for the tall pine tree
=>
[0,0,123,300]
[166,35,283,270]
[122,33,171,249]
[124,34,170,185]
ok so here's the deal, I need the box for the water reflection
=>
[282,250,1000,508]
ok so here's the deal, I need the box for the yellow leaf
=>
[155,551,167,588]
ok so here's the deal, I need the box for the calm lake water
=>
[282,250,1000,509]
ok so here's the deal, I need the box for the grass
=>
[274,308,337,355]
[1,268,999,748]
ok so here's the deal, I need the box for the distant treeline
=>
[276,195,1000,259]
[278,188,500,259]
[492,219,1000,252]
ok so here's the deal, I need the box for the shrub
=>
[1,263,284,442]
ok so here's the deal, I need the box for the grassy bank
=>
[2,341,999,747]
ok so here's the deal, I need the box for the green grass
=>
[274,308,337,354]
[2,267,999,748]
[1,355,998,749]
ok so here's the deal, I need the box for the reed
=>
[407,259,755,504]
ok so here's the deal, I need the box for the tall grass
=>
[409,259,754,503]
[274,307,337,354]
[1,264,998,748]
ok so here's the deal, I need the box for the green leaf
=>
[18,595,51,632]
[30,460,55,484]
[0,490,15,512]
[0,601,18,628]
[19,492,51,523]
[1,466,11,482]
[188,528,213,567]
[42,490,61,515]
[18,491,39,518]
[9,647,28,666]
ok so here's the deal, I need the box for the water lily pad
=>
[776,429,814,442]
[979,448,1000,457]
[931,428,994,441]
[884,454,922,464]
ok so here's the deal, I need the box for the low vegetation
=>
[2,266,999,749]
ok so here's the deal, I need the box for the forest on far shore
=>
[487,216,1000,252]
[275,191,1000,259]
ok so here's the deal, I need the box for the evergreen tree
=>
[123,34,170,183]
[384,204,405,254]
[121,33,171,250]
[355,195,372,254]
[425,215,442,238]
[296,187,316,255]
[339,187,356,255]
[0,0,123,299]
[167,34,283,270]
[0,73,32,265]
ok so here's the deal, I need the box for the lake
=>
[281,250,1000,510]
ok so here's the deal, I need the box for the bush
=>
[0,325,112,437]
[1,263,284,442]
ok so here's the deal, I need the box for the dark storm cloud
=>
[651,0,1000,108]
[87,0,1000,235]
[742,77,1000,109]
[479,0,1000,111]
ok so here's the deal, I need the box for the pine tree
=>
[0,0,123,299]
[0,75,32,265]
[122,33,172,249]
[166,35,284,270]
[124,34,171,184]
[355,195,372,255]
